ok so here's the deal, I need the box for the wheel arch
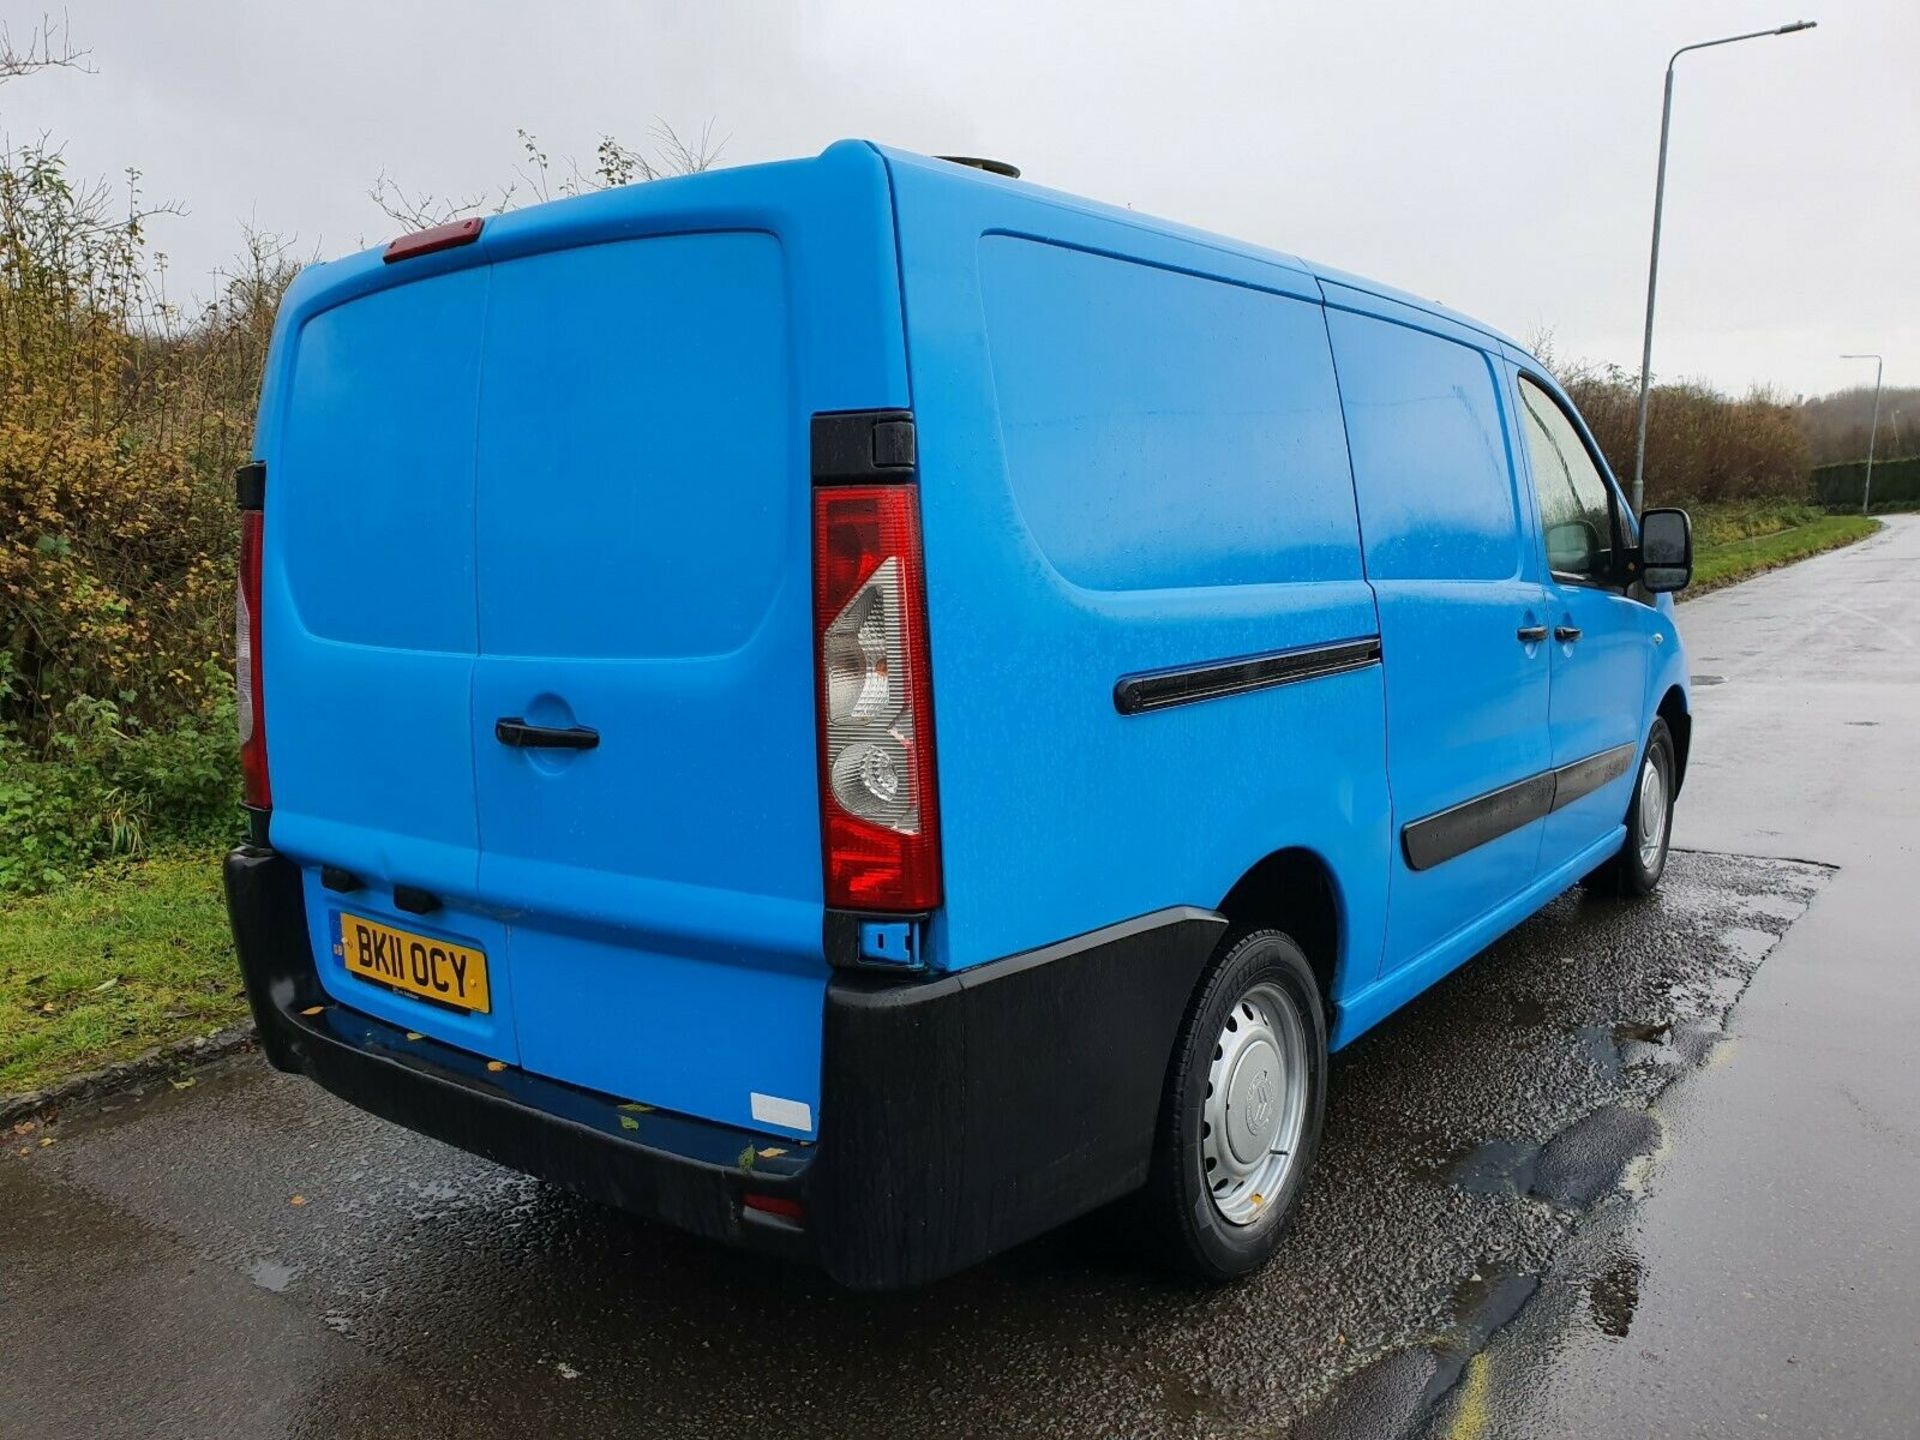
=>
[1657,684,1691,795]
[1216,847,1345,1012]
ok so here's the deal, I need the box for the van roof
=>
[869,143,1529,359]
[298,139,1528,364]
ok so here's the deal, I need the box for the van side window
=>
[1517,376,1616,582]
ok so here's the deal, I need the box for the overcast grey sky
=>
[10,1,1914,396]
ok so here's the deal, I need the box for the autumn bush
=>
[1549,357,1812,509]
[0,58,719,895]
[0,142,294,889]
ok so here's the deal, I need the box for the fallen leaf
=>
[737,1145,757,1171]
[16,1147,29,1157]
[757,1146,786,1159]
[300,1005,325,1016]
[485,1060,506,1072]
[38,1137,55,1148]
[171,1077,196,1091]
[404,1031,423,1041]
[1251,1193,1264,1206]
[617,1101,654,1113]
[91,977,119,993]
[289,1194,308,1206]
[618,1115,639,1132]
[39,1001,55,1014]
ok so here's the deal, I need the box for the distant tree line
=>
[1793,385,1919,466]
[1534,337,1908,510]
[1534,351,1809,508]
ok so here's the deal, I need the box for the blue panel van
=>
[223,143,1697,1289]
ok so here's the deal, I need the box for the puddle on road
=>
[1443,1139,1541,1198]
[1613,1019,1671,1047]
[1720,926,1781,965]
[246,1256,299,1293]
[1586,1249,1643,1339]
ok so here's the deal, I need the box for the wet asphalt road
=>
[4,520,1914,1439]
[1,854,1825,1439]
[1413,515,1920,1440]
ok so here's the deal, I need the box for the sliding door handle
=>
[495,718,599,750]
[1516,624,1548,643]
[1554,625,1583,643]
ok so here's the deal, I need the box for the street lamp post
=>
[1630,20,1818,515]
[1841,353,1884,515]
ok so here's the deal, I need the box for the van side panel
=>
[1323,305,1552,987]
[884,154,1391,1000]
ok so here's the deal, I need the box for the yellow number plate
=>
[339,913,491,1014]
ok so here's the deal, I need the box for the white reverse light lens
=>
[235,583,254,746]
[821,557,919,832]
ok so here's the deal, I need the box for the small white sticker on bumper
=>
[750,1092,814,1133]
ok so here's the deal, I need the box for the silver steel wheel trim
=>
[1200,980,1309,1227]
[1638,753,1668,870]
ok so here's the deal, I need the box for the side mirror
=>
[1545,518,1602,575]
[1638,507,1693,593]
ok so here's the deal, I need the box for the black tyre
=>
[1586,717,1676,897]
[1145,929,1328,1283]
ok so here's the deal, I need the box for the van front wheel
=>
[1586,717,1676,898]
[1146,929,1328,1283]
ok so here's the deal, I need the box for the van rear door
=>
[267,265,522,1064]
[467,230,829,1136]
[265,143,909,1134]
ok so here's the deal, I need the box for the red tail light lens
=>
[742,1192,806,1224]
[236,509,270,810]
[813,485,941,911]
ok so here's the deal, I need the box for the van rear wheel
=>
[1145,929,1328,1283]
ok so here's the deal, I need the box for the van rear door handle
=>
[1554,625,1583,643]
[495,718,600,750]
[1516,624,1548,643]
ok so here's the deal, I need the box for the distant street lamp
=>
[1630,20,1819,514]
[1841,353,1884,515]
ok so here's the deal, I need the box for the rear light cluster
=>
[812,485,941,911]
[236,494,270,811]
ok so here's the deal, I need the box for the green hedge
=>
[1811,455,1920,508]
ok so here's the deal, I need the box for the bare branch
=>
[650,118,727,176]
[366,168,491,230]
[0,12,94,84]
[369,116,727,235]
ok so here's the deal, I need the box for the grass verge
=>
[1689,499,1828,549]
[0,846,243,1095]
[1686,513,1881,595]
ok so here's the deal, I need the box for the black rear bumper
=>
[224,845,1224,1290]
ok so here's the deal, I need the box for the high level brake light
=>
[235,464,270,812]
[813,485,941,911]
